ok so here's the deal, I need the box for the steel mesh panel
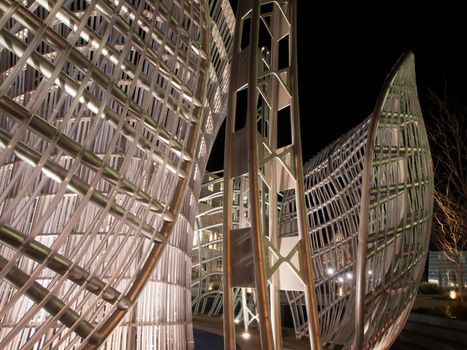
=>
[280,53,433,349]
[0,0,233,348]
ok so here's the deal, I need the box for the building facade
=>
[192,171,224,316]
[428,251,467,287]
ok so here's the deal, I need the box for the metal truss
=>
[280,52,433,349]
[192,172,262,338]
[0,0,234,348]
[223,0,321,349]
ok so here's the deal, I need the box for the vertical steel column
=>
[289,1,322,349]
[222,2,242,348]
[246,1,276,348]
[268,5,283,349]
[224,1,322,349]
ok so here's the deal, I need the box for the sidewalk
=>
[413,293,463,309]
[194,294,466,349]
[193,315,310,350]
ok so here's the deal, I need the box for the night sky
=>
[207,2,466,170]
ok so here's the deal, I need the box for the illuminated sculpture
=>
[280,53,433,349]
[0,0,433,348]
[0,0,234,348]
[222,0,321,349]
[192,53,433,350]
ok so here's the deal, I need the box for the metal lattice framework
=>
[280,52,433,349]
[0,0,434,348]
[192,171,225,316]
[191,53,434,350]
[0,0,234,348]
[223,0,321,349]
[192,172,258,331]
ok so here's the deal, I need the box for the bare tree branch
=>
[427,90,466,305]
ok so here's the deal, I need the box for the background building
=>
[428,251,467,287]
[192,171,224,316]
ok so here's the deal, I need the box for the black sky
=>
[207,2,466,170]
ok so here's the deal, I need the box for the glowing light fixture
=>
[449,290,457,300]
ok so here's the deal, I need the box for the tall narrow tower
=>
[222,1,321,349]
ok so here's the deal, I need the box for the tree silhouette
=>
[428,92,466,307]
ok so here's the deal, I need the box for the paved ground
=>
[412,294,461,309]
[391,313,467,349]
[194,315,310,350]
[194,329,233,350]
[193,294,467,349]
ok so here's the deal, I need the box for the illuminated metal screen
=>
[280,53,433,349]
[191,53,434,350]
[0,0,233,348]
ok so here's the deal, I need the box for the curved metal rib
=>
[0,255,102,345]
[0,225,131,309]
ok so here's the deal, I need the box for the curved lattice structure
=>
[280,53,433,349]
[192,171,224,316]
[192,172,253,324]
[0,0,234,348]
[0,0,434,347]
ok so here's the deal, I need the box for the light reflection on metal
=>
[280,52,433,349]
[0,0,234,349]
